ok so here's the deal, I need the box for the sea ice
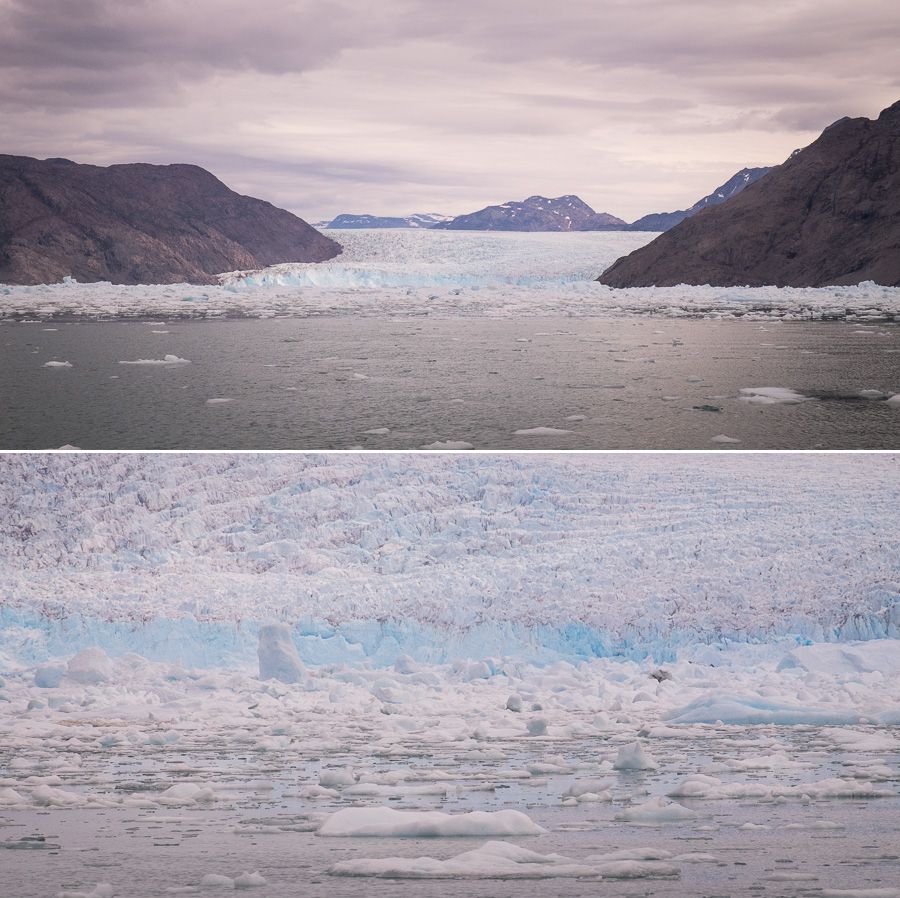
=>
[317,807,545,837]
[328,840,678,879]
[513,427,574,436]
[614,797,697,823]
[739,387,811,404]
[118,354,191,365]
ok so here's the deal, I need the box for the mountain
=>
[0,155,341,285]
[435,195,626,231]
[325,212,452,229]
[598,100,900,288]
[626,167,772,231]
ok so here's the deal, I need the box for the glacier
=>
[2,451,899,897]
[2,229,899,321]
[1,452,898,671]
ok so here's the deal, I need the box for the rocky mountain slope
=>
[599,101,900,287]
[626,167,772,231]
[0,155,341,285]
[436,195,626,231]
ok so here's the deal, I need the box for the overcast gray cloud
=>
[1,0,898,220]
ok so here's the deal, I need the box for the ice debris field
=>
[1,453,899,897]
[2,229,900,322]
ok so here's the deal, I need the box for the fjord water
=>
[3,316,898,449]
[2,737,899,898]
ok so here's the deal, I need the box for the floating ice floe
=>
[513,427,574,436]
[614,797,697,823]
[738,387,812,404]
[316,807,546,837]
[118,354,191,365]
[668,774,895,801]
[328,840,680,879]
[200,872,266,889]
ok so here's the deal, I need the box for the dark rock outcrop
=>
[0,155,341,285]
[327,212,451,229]
[599,101,900,287]
[435,195,626,231]
[626,167,772,231]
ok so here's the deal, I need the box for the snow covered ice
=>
[2,230,899,322]
[1,452,899,897]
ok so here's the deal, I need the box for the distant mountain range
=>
[313,168,775,236]
[599,99,900,287]
[625,167,772,230]
[324,212,453,229]
[434,195,626,231]
[0,155,340,285]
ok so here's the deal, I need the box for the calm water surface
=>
[2,317,898,449]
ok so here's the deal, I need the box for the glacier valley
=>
[2,230,900,322]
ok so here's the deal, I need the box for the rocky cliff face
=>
[436,195,626,231]
[626,167,772,231]
[599,101,900,287]
[0,156,341,285]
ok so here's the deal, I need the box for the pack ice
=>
[1,452,899,896]
[2,230,899,321]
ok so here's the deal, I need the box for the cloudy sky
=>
[2,0,898,221]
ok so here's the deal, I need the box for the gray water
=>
[2,728,898,898]
[2,317,898,449]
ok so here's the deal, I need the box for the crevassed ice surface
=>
[1,452,898,667]
[2,453,900,898]
[2,229,899,320]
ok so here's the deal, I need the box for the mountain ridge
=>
[598,100,900,287]
[434,194,627,231]
[0,155,341,285]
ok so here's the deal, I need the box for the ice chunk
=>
[257,624,305,684]
[319,767,357,788]
[615,797,697,823]
[513,427,574,436]
[66,647,112,684]
[118,354,191,365]
[614,741,658,770]
[157,783,216,805]
[317,807,545,837]
[0,788,26,805]
[418,441,474,450]
[527,717,548,735]
[506,694,523,712]
[43,360,72,368]
[328,839,678,879]
[35,664,65,688]
[739,387,811,404]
